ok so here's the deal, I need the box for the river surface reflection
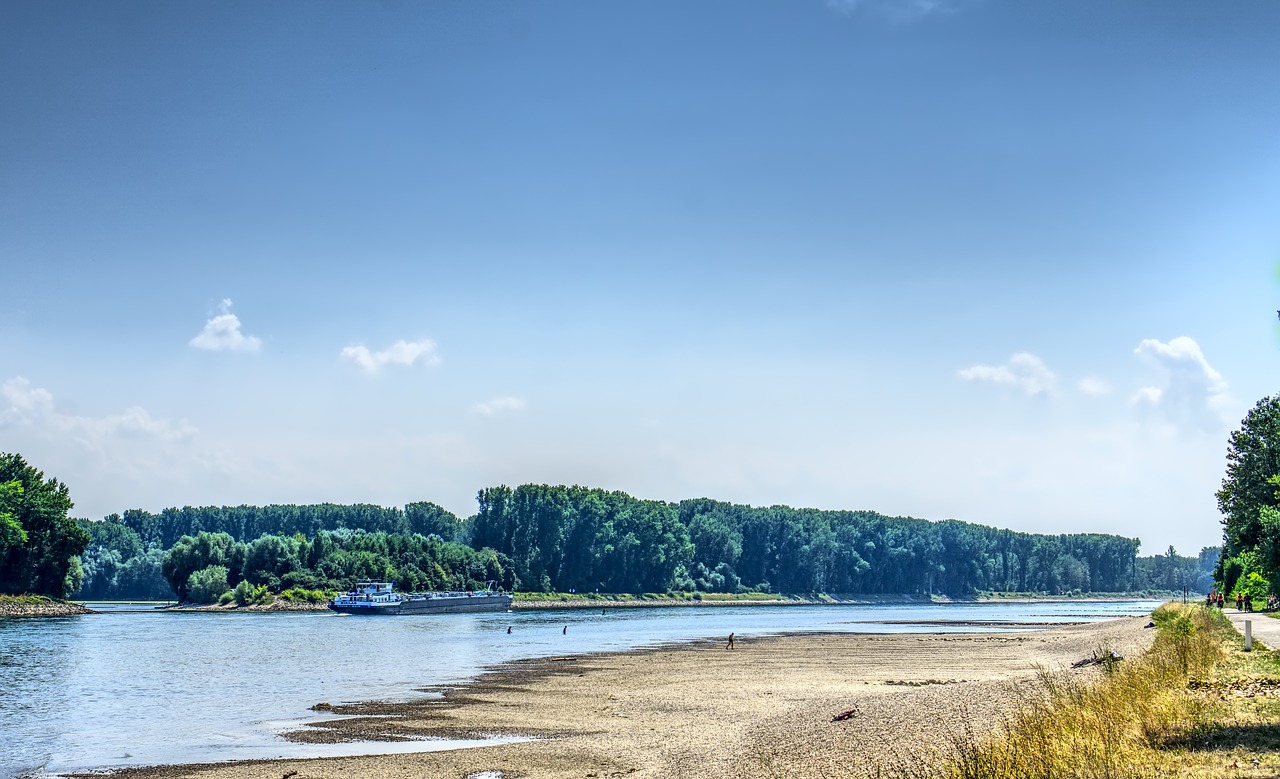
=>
[0,600,1160,777]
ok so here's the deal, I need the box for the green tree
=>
[162,532,239,601]
[1218,395,1280,554]
[405,502,462,541]
[0,453,89,598]
[186,565,230,603]
[0,481,28,550]
[241,534,301,589]
[76,517,148,599]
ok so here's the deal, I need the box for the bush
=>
[232,579,252,606]
[279,587,331,604]
[1233,570,1271,604]
[251,585,275,606]
[185,565,229,604]
[231,579,274,606]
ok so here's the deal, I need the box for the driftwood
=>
[1071,650,1123,668]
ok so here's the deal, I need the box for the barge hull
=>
[400,595,513,614]
[329,595,512,615]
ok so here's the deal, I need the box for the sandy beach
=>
[84,615,1156,779]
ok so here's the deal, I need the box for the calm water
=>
[0,600,1159,778]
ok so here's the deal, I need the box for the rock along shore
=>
[0,597,94,618]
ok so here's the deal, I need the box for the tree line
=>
[470,484,1213,596]
[0,449,1218,602]
[103,501,463,551]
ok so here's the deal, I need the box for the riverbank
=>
[155,592,1159,614]
[0,594,93,618]
[512,592,1171,609]
[164,601,329,613]
[87,615,1156,779]
[179,595,1160,613]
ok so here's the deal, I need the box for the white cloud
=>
[958,352,1056,396]
[341,339,440,373]
[473,396,526,416]
[189,299,261,353]
[1132,386,1163,405]
[1132,336,1234,429]
[1077,377,1113,397]
[0,377,197,451]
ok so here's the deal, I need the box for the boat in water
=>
[329,581,513,615]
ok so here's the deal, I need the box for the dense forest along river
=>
[0,600,1160,778]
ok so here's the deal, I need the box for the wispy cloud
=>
[1132,336,1234,429]
[473,396,526,416]
[958,352,1057,396]
[341,339,440,374]
[1076,377,1113,397]
[0,377,197,450]
[189,299,261,353]
[1132,386,1163,405]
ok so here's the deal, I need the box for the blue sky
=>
[2,0,1277,554]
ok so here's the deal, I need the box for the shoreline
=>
[70,593,1166,616]
[147,594,1160,615]
[0,597,93,618]
[79,614,1157,779]
[512,593,1161,609]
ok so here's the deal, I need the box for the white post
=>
[1246,620,1253,652]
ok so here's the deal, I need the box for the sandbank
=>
[80,615,1156,779]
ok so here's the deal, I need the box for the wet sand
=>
[82,617,1154,779]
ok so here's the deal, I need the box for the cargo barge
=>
[329,581,513,615]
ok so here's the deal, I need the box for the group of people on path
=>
[1207,589,1279,612]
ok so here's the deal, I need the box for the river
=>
[0,599,1160,778]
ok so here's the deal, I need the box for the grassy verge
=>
[896,603,1280,778]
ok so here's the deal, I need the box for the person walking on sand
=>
[726,632,735,650]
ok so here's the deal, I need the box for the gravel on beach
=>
[80,617,1155,779]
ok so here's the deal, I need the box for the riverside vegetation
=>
[1,450,1218,606]
[895,603,1280,779]
[83,488,1213,605]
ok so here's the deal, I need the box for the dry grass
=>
[891,603,1264,779]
